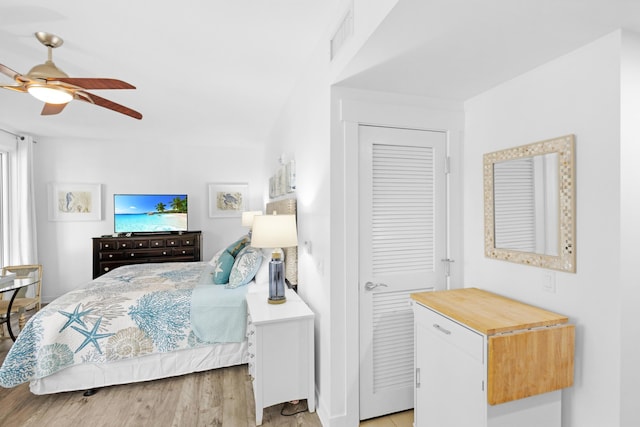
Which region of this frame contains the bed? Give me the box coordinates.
[0,259,258,394]
[0,198,297,395]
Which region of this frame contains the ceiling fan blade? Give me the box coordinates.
[76,91,142,120]
[52,77,136,90]
[0,63,22,81]
[41,103,67,116]
[0,84,27,93]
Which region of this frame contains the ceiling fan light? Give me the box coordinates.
[27,85,73,104]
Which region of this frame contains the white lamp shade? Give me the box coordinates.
[251,214,298,248]
[242,211,263,227]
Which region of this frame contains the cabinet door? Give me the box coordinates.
[415,310,485,427]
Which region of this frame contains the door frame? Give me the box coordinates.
[334,91,465,427]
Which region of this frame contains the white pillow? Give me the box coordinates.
[227,247,263,288]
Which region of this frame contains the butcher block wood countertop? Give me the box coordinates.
[411,287,575,405]
[410,287,568,335]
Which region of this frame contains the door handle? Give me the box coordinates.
[364,281,388,291]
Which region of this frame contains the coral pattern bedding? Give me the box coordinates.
[0,261,247,389]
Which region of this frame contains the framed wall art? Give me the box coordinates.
[208,182,249,218]
[48,182,102,221]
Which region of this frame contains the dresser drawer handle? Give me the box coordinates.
[433,323,451,335]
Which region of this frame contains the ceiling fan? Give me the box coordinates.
[0,32,142,120]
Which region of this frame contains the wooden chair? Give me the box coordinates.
[0,264,42,336]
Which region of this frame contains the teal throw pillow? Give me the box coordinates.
[212,250,235,284]
[227,247,263,288]
[226,235,250,257]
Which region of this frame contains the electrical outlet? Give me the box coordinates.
[542,272,556,293]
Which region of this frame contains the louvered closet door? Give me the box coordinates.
[358,125,447,420]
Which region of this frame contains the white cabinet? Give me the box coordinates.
[246,288,315,426]
[415,302,485,426]
[412,288,574,427]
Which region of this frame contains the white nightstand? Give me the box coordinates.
[246,287,315,426]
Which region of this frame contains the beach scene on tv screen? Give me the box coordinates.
[114,194,188,232]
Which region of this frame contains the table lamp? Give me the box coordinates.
[250,213,298,304]
[241,210,263,237]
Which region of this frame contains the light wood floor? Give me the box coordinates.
[359,410,413,427]
[0,322,322,427]
[1,313,413,427]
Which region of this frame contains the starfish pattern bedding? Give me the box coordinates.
[0,262,239,388]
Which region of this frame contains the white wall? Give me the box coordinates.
[263,3,403,426]
[33,136,265,301]
[619,30,640,427]
[464,31,624,426]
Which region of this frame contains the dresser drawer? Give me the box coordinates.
[99,240,119,251]
[118,241,135,249]
[99,260,146,275]
[415,303,483,362]
[99,251,125,261]
[166,238,180,247]
[172,247,195,257]
[181,237,195,246]
[124,249,172,258]
[149,239,165,248]
[133,240,149,248]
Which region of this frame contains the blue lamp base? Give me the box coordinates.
[268,254,286,304]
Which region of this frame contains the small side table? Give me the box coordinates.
[0,277,38,341]
[246,288,315,426]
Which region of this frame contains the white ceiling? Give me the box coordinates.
[1,0,640,145]
[336,0,640,100]
[0,0,341,144]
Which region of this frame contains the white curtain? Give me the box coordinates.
[9,135,38,265]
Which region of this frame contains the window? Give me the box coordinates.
[0,150,7,268]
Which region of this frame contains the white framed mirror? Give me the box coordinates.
[484,134,576,272]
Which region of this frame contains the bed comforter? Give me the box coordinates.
[0,262,245,389]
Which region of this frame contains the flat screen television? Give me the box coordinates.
[114,194,188,233]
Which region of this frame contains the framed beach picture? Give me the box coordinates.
[48,182,102,221]
[208,183,249,218]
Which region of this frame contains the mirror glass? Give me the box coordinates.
[484,135,575,272]
[493,153,559,256]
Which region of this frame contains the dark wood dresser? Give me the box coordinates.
[92,231,201,279]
